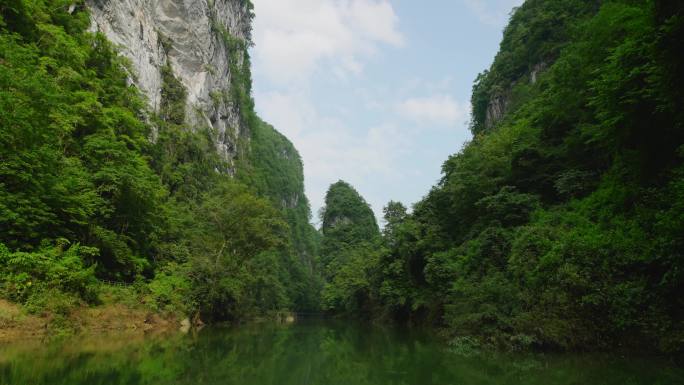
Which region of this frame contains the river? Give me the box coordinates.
[1,318,682,384]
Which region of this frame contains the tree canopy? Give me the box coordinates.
[316,0,684,354]
[0,0,320,323]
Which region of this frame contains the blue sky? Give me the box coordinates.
[250,0,522,225]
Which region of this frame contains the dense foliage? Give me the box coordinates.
[3,0,683,355]
[320,0,684,353]
[239,118,322,311]
[318,181,380,313]
[0,0,318,323]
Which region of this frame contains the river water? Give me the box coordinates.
[1,319,682,384]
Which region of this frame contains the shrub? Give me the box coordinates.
[0,241,99,310]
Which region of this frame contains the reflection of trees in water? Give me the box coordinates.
[1,322,682,385]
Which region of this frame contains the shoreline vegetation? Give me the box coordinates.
[0,297,178,343]
[311,0,684,355]
[1,0,319,345]
[0,294,297,343]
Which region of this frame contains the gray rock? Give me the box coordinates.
[484,93,509,130]
[530,61,548,84]
[86,0,253,164]
[484,61,548,129]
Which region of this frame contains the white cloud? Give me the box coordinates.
[463,0,524,27]
[251,0,408,224]
[348,0,403,46]
[256,89,314,138]
[255,89,411,221]
[251,2,479,224]
[252,0,404,84]
[396,94,469,127]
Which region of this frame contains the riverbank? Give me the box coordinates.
[0,281,299,343]
[0,298,180,342]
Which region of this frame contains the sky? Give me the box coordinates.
[250,0,523,226]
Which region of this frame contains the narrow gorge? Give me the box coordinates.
[1,1,683,383]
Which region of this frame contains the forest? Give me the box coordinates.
[316,0,684,353]
[1,0,683,355]
[0,0,319,328]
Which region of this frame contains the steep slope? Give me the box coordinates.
[403,0,684,351]
[86,0,323,310]
[0,0,320,325]
[320,181,379,252]
[87,0,254,164]
[86,1,320,282]
[319,181,380,313]
[470,0,596,132]
[318,0,684,353]
[241,118,322,310]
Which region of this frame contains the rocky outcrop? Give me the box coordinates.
[483,61,548,129]
[530,61,548,84]
[86,0,253,163]
[484,92,510,130]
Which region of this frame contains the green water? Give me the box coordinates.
[1,319,682,385]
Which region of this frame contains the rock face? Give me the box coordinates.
[530,61,548,84]
[86,0,253,162]
[483,61,548,129]
[484,93,509,130]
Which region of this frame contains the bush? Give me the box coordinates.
[0,241,99,311]
[145,262,193,316]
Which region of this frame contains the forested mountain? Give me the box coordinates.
[320,0,684,353]
[318,181,380,313]
[241,118,322,311]
[0,0,319,324]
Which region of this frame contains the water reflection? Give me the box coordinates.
[1,319,682,385]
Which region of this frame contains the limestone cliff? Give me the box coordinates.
[470,1,595,134]
[86,0,253,163]
[85,1,321,298]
